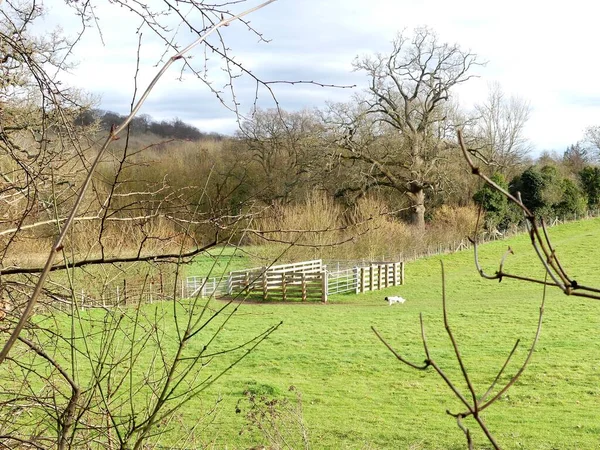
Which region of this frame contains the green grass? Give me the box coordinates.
[10,218,600,449]
[192,218,600,449]
[186,245,255,278]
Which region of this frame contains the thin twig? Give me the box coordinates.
[0,0,278,365]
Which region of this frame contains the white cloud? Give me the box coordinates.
[35,0,600,152]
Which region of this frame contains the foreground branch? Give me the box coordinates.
[373,261,545,449]
[457,129,600,300]
[0,0,278,365]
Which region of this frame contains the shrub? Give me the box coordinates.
[579,166,600,210]
[473,172,510,229]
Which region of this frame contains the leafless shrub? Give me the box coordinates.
[374,126,600,449]
[0,1,305,448]
[238,385,310,450]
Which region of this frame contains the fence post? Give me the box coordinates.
[400,262,405,285]
[321,270,328,303]
[301,273,307,301]
[377,265,382,290]
[227,275,232,296]
[384,264,389,288]
[262,270,268,301]
[360,267,365,293]
[354,267,360,294]
[160,273,164,298]
[369,265,374,292]
[392,263,398,286]
[281,273,287,302]
[360,267,367,293]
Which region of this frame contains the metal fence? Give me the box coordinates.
[326,268,358,295]
[185,275,228,298]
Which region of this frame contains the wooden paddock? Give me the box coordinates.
[228,259,327,302]
[223,259,404,302]
[356,262,404,293]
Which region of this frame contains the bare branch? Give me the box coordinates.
[458,129,600,300]
[0,0,277,366]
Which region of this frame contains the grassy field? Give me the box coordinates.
[16,218,600,449]
[186,245,255,278]
[190,218,600,449]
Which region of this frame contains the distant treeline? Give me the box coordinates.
[75,109,224,141]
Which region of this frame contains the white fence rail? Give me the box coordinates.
[40,210,600,310]
[184,260,404,301]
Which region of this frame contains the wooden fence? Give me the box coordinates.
[356,262,404,293]
[39,260,405,311]
[186,259,405,302]
[22,209,600,312]
[227,259,326,302]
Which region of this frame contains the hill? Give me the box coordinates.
[141,218,600,448]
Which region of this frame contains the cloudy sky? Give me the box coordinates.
[41,0,600,153]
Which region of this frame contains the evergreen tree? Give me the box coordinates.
[579,166,600,210]
[473,173,509,228]
[510,167,547,214]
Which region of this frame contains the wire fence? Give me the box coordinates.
[34,209,600,311]
[327,208,600,267]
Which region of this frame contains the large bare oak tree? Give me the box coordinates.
[331,27,480,227]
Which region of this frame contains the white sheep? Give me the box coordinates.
[384,296,406,306]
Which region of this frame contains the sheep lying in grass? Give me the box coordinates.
[384,296,406,306]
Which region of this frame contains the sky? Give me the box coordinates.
[39,0,600,153]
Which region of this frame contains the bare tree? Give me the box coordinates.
[583,125,600,160]
[331,27,480,227]
[372,126,599,449]
[0,1,309,448]
[469,82,532,178]
[563,142,591,175]
[371,124,600,449]
[235,108,326,205]
[374,262,545,450]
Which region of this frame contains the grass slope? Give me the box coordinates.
[186,246,254,278]
[19,218,600,449]
[193,218,600,449]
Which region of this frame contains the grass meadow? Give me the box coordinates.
[31,218,600,448]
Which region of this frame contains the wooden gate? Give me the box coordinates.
[228,260,327,302]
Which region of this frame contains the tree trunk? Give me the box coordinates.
[410,187,426,228]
